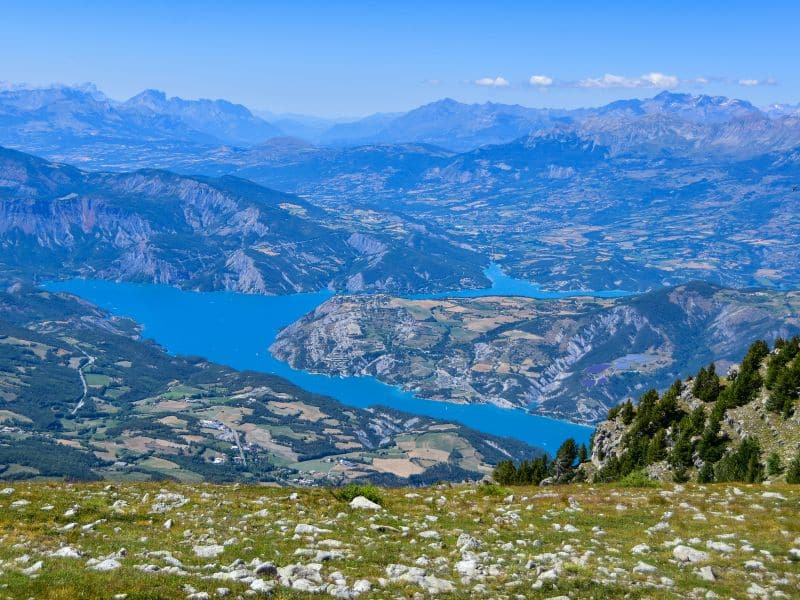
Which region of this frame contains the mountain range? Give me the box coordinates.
[0,145,487,295]
[3,84,800,165]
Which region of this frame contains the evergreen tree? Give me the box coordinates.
[618,400,635,425]
[692,363,721,403]
[715,437,764,483]
[766,337,799,389]
[725,340,768,408]
[697,461,715,483]
[646,429,667,463]
[493,460,517,485]
[766,356,800,417]
[787,448,800,484]
[552,438,578,478]
[767,451,783,476]
[578,443,588,463]
[697,416,726,464]
[669,423,694,469]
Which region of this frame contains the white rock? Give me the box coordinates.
[51,547,83,559]
[633,561,657,574]
[150,492,188,513]
[21,561,43,575]
[457,533,480,551]
[90,558,122,571]
[538,568,559,581]
[295,523,330,535]
[455,559,478,576]
[193,544,225,558]
[250,579,275,593]
[349,496,381,510]
[631,544,650,554]
[761,492,787,501]
[706,540,735,553]
[353,579,371,593]
[697,566,716,581]
[673,545,709,563]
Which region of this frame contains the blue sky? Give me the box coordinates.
[1,0,798,116]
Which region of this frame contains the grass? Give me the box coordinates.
[0,481,798,598]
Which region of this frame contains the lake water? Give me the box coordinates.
[411,263,631,300]
[44,266,627,452]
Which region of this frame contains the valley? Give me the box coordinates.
[2,83,800,480]
[0,285,540,485]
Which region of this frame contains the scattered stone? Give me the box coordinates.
[90,558,122,572]
[673,545,709,563]
[633,561,657,574]
[51,546,83,558]
[349,496,381,510]
[193,545,225,558]
[697,566,716,581]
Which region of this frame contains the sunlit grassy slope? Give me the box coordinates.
[0,481,798,599]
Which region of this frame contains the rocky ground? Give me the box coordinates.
[1,481,799,599]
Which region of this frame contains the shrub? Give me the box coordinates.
[333,483,383,505]
[619,469,659,488]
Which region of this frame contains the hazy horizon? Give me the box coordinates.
[1,0,798,117]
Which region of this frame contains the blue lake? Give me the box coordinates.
[411,263,632,300]
[44,266,628,452]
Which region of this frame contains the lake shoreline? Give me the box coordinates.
[42,265,627,451]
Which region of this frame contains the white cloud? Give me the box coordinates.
[738,78,777,86]
[578,72,680,89]
[474,76,510,88]
[528,75,553,87]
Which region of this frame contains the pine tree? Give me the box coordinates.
[697,462,715,483]
[646,429,667,463]
[578,443,588,463]
[715,437,764,483]
[493,460,517,485]
[669,425,694,469]
[787,449,800,484]
[692,364,721,403]
[766,337,799,389]
[552,438,578,478]
[619,400,635,425]
[767,451,783,476]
